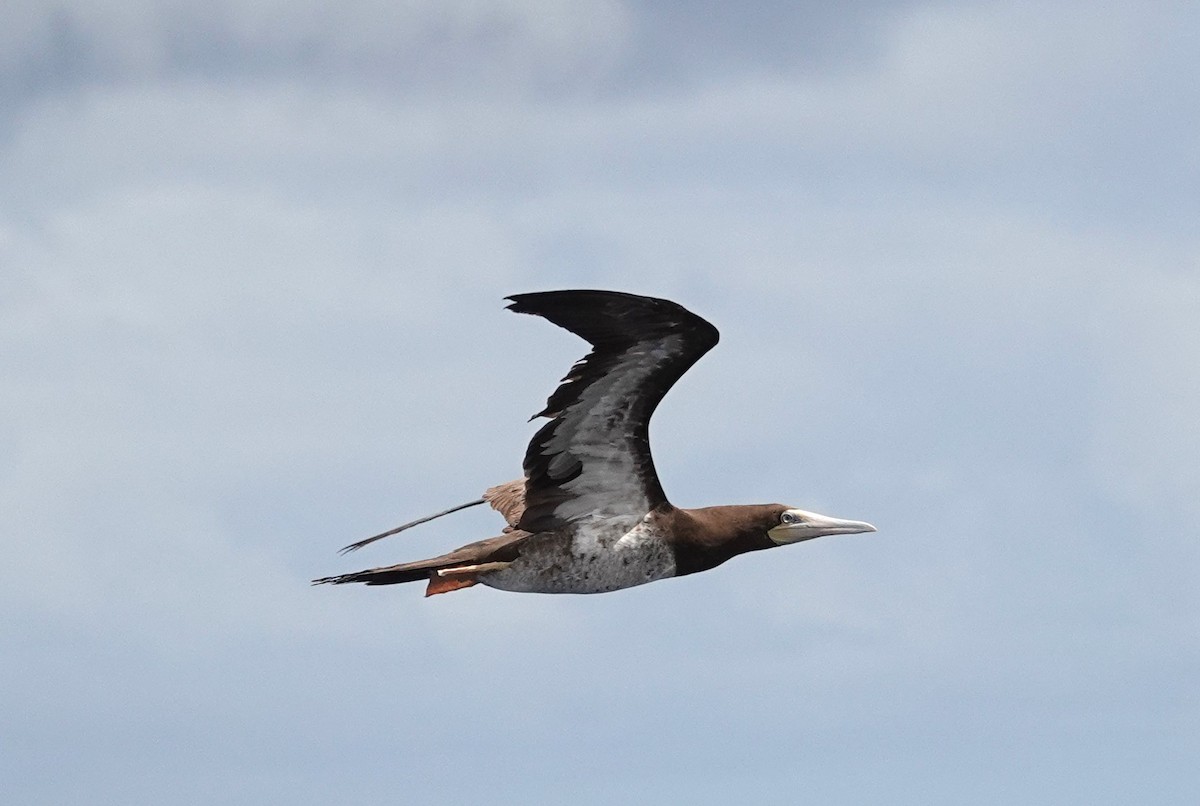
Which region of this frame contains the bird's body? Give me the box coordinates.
[482,515,675,594]
[314,290,875,597]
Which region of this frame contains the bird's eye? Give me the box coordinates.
[781,512,799,525]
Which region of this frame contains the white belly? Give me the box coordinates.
[479,520,676,594]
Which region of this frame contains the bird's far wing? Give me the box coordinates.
[336,478,525,555]
[506,290,720,535]
[483,478,526,529]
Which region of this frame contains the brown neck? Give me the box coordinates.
[664,504,782,577]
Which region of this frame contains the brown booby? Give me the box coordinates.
[313,290,875,597]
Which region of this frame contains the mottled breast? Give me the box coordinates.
[479,519,676,594]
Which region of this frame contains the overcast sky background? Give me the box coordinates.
[2,1,1198,803]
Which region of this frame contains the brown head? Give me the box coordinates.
[665,503,876,577]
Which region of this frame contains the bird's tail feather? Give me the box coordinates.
[313,532,529,594]
[312,559,481,597]
[312,559,445,587]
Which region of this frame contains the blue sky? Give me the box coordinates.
[2,1,1197,803]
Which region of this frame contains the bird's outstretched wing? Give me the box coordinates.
[507,290,719,535]
[483,478,526,529]
[336,478,525,554]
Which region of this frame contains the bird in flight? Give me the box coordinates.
[313,290,875,597]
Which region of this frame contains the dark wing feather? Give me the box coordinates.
[506,290,719,534]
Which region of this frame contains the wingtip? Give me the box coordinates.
[504,292,540,314]
[503,290,719,350]
[504,290,610,313]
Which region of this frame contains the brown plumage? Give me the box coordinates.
[482,479,525,530]
[314,290,875,597]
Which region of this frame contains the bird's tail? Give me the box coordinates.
[314,532,527,596]
[312,560,445,587]
[313,558,487,597]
